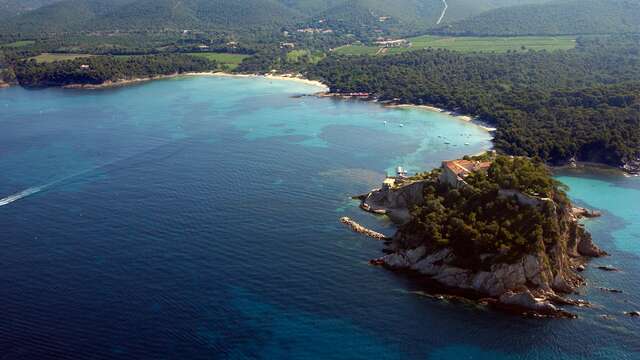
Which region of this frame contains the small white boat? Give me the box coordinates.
[399,124,404,127]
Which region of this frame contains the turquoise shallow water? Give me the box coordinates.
[0,77,638,359]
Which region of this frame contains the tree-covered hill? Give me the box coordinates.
[0,0,304,36]
[435,0,640,36]
[0,0,62,17]
[442,0,551,23]
[0,0,567,40]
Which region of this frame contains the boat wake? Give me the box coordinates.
[0,138,191,208]
[0,186,45,206]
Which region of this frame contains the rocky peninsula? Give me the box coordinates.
[352,154,607,318]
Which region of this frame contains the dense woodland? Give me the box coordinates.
[406,156,569,267]
[436,0,640,36]
[13,54,217,87]
[308,36,640,168]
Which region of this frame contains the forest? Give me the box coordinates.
[13,54,217,87]
[308,35,640,168]
[435,0,640,36]
[406,155,569,268]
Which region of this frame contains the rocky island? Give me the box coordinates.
[350,154,607,318]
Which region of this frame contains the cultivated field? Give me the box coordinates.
[333,35,576,55]
[30,53,94,63]
[0,40,36,48]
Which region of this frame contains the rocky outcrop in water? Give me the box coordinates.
[340,217,389,240]
[353,156,608,318]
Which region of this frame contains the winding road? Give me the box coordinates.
[436,0,448,25]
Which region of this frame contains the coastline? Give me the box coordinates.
[60,71,330,91]
[315,93,496,133]
[199,72,329,90]
[383,104,497,132]
[552,161,638,177]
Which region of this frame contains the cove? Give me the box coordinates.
[0,77,638,359]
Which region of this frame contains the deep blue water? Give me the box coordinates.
[0,77,638,359]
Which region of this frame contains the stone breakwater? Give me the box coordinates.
[340,217,390,240]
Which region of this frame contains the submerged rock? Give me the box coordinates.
[599,287,623,293]
[597,265,620,272]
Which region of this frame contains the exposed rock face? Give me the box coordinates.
[499,290,558,314]
[359,180,425,224]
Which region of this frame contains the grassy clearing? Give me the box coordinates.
[30,53,94,63]
[187,52,248,70]
[285,49,325,64]
[333,35,576,55]
[0,40,36,48]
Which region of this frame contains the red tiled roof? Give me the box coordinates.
[443,160,492,177]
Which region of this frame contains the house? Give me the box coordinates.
[382,166,409,189]
[439,159,492,188]
[374,39,411,48]
[396,166,407,178]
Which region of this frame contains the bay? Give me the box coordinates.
[0,77,637,359]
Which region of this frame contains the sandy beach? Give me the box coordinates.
[61,71,330,91]
[183,71,329,90]
[385,103,497,132]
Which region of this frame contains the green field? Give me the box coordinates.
[333,35,577,55]
[30,53,94,63]
[0,40,36,48]
[285,49,325,64]
[187,52,248,70]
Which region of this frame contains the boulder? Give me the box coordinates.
[499,290,558,313]
[578,232,607,257]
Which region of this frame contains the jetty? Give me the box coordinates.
[340,217,390,240]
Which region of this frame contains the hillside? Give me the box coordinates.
[442,0,551,23]
[0,0,62,17]
[294,0,553,37]
[435,0,640,36]
[0,0,567,39]
[0,0,302,37]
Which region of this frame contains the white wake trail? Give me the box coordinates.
[0,186,44,206]
[0,139,188,208]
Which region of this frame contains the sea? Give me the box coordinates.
[0,76,638,359]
